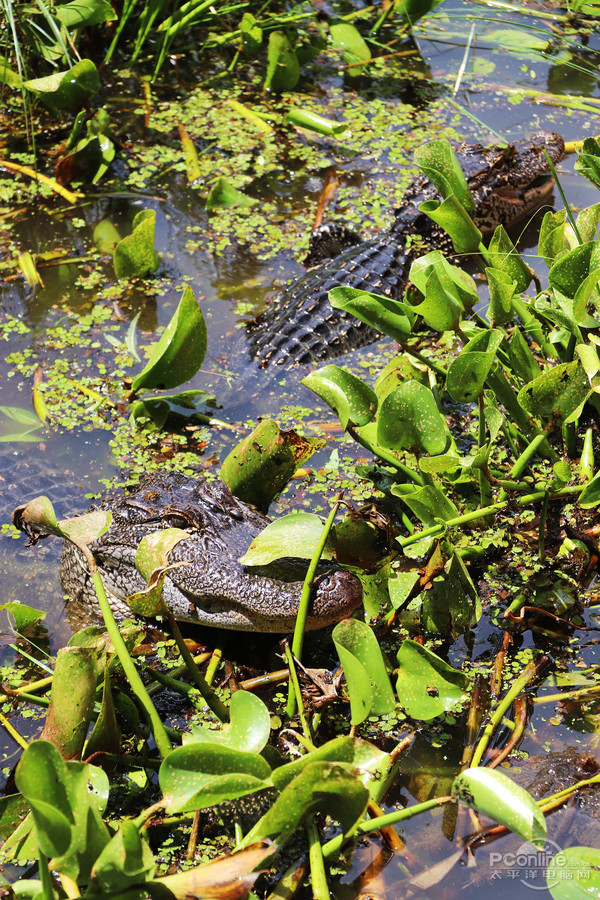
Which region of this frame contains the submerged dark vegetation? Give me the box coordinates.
[2,0,600,898]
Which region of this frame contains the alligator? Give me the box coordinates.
[248,131,565,368]
[57,472,362,632]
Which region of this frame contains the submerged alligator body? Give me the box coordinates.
[59,473,362,632]
[248,132,565,368]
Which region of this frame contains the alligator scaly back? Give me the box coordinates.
[247,132,564,369]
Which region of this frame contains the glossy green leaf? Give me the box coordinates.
[284,108,347,136]
[56,0,116,28]
[508,327,541,384]
[302,364,377,430]
[534,292,585,343]
[114,209,159,279]
[548,242,600,299]
[239,512,335,566]
[90,819,155,893]
[446,329,505,402]
[15,742,110,879]
[160,744,273,812]
[374,355,426,402]
[396,639,470,721]
[242,761,368,847]
[414,139,474,211]
[186,691,271,754]
[410,259,469,332]
[220,419,322,511]
[329,286,414,344]
[132,287,206,391]
[487,225,533,292]
[452,767,546,848]
[12,496,111,549]
[23,59,99,111]
[265,31,300,91]
[378,381,449,455]
[93,219,121,254]
[329,22,371,67]
[240,12,262,53]
[333,619,395,723]
[396,0,444,25]
[538,209,571,267]
[419,195,482,255]
[391,482,458,527]
[547,846,600,898]
[0,601,46,630]
[41,647,96,760]
[518,360,591,427]
[271,735,392,802]
[85,667,121,758]
[421,552,481,635]
[579,469,600,508]
[206,177,255,210]
[409,251,475,301]
[486,268,516,326]
[574,137,600,190]
[576,202,600,243]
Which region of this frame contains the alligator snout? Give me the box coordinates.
[309,569,363,630]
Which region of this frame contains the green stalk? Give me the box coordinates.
[306,816,330,900]
[37,849,54,900]
[347,426,425,485]
[287,494,344,718]
[321,796,452,859]
[90,568,172,758]
[471,658,542,767]
[162,607,229,722]
[398,502,506,549]
[284,643,313,742]
[538,492,549,562]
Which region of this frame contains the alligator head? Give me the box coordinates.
[400,130,565,236]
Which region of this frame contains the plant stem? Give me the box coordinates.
[398,501,506,549]
[89,568,172,758]
[347,426,425,484]
[471,657,545,766]
[162,607,229,722]
[321,796,452,859]
[306,815,330,900]
[287,493,344,717]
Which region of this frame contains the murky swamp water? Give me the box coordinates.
[1,1,600,895]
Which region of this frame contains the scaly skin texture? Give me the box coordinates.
[248,132,565,368]
[59,473,362,632]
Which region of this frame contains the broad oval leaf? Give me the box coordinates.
[220,419,322,512]
[547,846,600,898]
[419,195,482,255]
[548,242,600,299]
[241,761,368,848]
[265,31,300,91]
[239,512,335,566]
[132,286,207,391]
[446,329,505,403]
[159,744,273,812]
[377,381,450,455]
[333,618,395,723]
[396,639,470,721]
[206,177,255,210]
[23,59,99,111]
[302,364,377,430]
[329,287,414,344]
[329,22,371,67]
[518,360,591,427]
[114,209,159,280]
[414,139,474,211]
[185,691,271,754]
[452,767,546,849]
